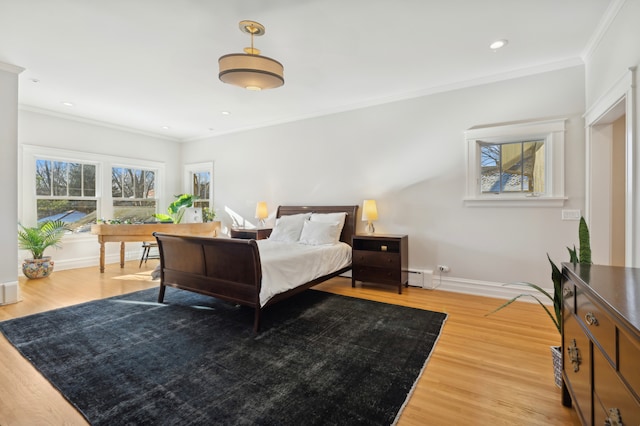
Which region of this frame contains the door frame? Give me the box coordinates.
[584,67,637,266]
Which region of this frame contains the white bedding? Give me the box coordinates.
[256,239,352,306]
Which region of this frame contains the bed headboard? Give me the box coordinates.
[276,205,359,246]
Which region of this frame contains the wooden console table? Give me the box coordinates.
[91,222,220,272]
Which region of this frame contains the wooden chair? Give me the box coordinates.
[139,242,159,267]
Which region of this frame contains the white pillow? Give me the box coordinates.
[310,212,347,242]
[268,213,311,242]
[299,220,341,246]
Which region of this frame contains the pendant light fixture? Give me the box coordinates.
[218,20,284,91]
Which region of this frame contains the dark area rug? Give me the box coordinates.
[0,288,447,425]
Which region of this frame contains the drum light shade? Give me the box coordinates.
[218,21,284,91]
[219,54,284,90]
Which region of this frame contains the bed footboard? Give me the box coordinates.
[153,232,263,330]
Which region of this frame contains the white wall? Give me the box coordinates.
[585,0,640,108]
[18,110,183,270]
[0,62,22,302]
[183,66,587,295]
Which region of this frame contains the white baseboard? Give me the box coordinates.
[18,249,148,275]
[429,275,552,305]
[0,281,19,305]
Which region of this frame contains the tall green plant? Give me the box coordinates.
[486,217,592,335]
[153,194,196,223]
[17,220,68,259]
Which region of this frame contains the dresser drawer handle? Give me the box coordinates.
[567,339,581,372]
[585,312,599,326]
[604,407,623,426]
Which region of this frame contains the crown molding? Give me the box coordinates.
[18,105,180,142]
[0,62,25,74]
[581,0,626,62]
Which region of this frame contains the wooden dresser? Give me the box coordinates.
[561,263,640,425]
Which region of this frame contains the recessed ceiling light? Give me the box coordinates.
[61,101,74,107]
[161,126,171,130]
[221,111,230,115]
[490,39,508,50]
[30,78,40,83]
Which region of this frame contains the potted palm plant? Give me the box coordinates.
[486,217,591,387]
[18,220,68,279]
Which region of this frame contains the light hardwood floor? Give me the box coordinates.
[0,261,579,425]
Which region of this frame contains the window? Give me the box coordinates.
[480,140,544,194]
[35,159,98,233]
[191,171,211,209]
[184,162,214,214]
[23,145,166,233]
[465,119,567,206]
[111,166,157,222]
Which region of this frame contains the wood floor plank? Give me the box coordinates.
[0,261,579,425]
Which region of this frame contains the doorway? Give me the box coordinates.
[585,68,636,267]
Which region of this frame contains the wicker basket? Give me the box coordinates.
[550,345,562,388]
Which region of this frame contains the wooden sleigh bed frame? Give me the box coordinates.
[153,205,358,332]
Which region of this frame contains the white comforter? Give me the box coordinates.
[256,239,352,306]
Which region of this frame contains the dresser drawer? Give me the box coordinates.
[352,266,400,284]
[562,279,576,314]
[593,349,640,426]
[619,328,640,396]
[352,250,399,269]
[576,288,616,362]
[563,311,592,420]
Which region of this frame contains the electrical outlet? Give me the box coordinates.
[437,265,450,273]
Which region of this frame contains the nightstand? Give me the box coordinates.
[230,228,272,240]
[351,234,408,294]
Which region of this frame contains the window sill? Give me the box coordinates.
[463,196,567,207]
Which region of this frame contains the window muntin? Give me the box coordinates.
[480,140,545,194]
[35,159,97,233]
[111,167,157,222]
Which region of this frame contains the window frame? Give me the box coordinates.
[464,119,567,207]
[21,145,165,237]
[184,161,214,208]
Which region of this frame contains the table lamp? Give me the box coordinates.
[255,201,268,227]
[362,200,378,235]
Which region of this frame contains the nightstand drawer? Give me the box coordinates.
[353,266,400,284]
[352,250,399,269]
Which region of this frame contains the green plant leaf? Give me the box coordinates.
[152,213,174,223]
[578,216,592,264]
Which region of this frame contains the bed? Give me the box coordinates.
[153,205,358,331]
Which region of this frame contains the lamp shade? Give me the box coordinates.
[218,54,284,90]
[255,201,268,220]
[361,200,378,221]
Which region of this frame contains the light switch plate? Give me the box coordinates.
[561,209,581,220]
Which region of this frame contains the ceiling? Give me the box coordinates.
[0,0,614,142]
